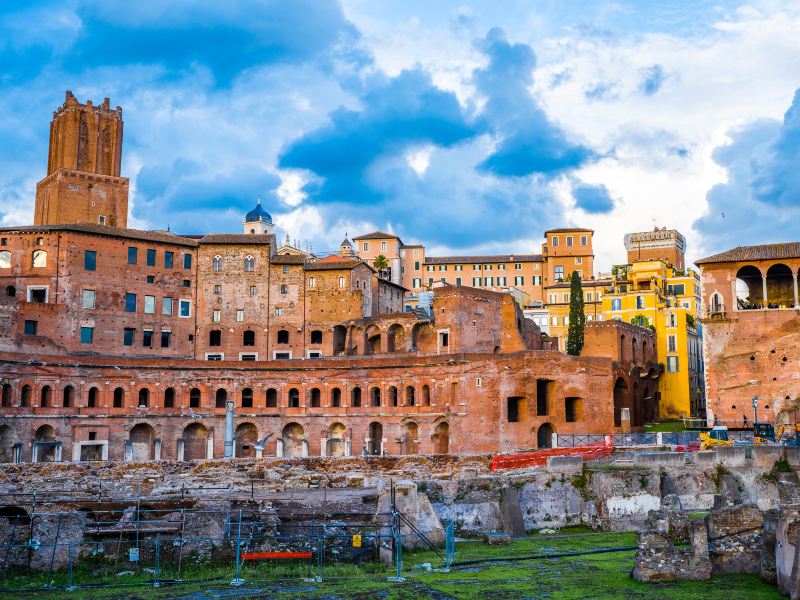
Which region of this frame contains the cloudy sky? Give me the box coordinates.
[1,1,799,270]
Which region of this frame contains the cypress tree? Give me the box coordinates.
[566,271,586,356]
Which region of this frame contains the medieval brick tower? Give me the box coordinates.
[33,91,129,227]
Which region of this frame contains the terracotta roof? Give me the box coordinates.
[352,231,400,240]
[198,234,273,245]
[305,260,370,271]
[544,227,594,234]
[0,223,199,247]
[316,254,352,263]
[425,254,543,265]
[695,243,800,265]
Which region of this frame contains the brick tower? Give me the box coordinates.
[34,91,129,227]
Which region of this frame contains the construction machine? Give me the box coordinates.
[752,422,800,445]
[699,425,733,450]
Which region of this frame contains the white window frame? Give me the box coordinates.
[273,350,293,360]
[205,353,224,361]
[0,250,10,269]
[381,241,387,252]
[306,350,323,358]
[82,289,96,309]
[212,309,221,323]
[236,309,244,322]
[144,295,156,314]
[26,285,49,303]
[178,299,192,318]
[162,297,173,315]
[239,352,258,361]
[362,242,369,252]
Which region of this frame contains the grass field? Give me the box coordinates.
[0,529,781,599]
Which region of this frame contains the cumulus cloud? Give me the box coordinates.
[573,182,614,213]
[694,88,800,254]
[475,28,596,177]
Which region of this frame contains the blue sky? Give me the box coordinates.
[1,1,799,270]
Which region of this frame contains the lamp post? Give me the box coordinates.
[752,395,758,428]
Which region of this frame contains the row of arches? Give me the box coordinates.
[0,382,435,410]
[0,420,452,463]
[734,264,800,309]
[333,321,423,356]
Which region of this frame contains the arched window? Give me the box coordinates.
[62,385,74,408]
[351,387,362,407]
[215,388,227,408]
[190,388,201,408]
[87,386,99,408]
[1,383,11,407]
[40,385,52,407]
[277,330,289,344]
[0,250,10,269]
[338,277,345,288]
[310,388,321,407]
[371,387,381,407]
[288,388,300,408]
[308,276,316,288]
[280,284,288,295]
[32,250,47,268]
[331,387,341,407]
[422,385,431,406]
[20,384,31,407]
[405,386,415,406]
[113,387,124,408]
[636,296,645,309]
[138,388,149,407]
[5,285,14,297]
[164,387,175,408]
[310,330,323,344]
[266,388,278,407]
[243,330,255,346]
[389,386,398,407]
[241,388,253,408]
[244,255,255,272]
[212,255,223,271]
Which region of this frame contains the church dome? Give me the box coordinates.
[245,199,272,224]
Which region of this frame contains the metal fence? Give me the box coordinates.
[555,430,754,448]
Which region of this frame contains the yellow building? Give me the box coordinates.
[600,260,704,419]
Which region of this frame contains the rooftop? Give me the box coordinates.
[198,233,274,245]
[544,227,594,235]
[425,253,543,264]
[0,223,199,247]
[352,231,400,241]
[695,242,800,265]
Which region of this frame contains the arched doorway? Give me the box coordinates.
[332,325,347,355]
[327,423,347,457]
[411,323,421,351]
[235,423,258,458]
[0,425,16,463]
[129,424,156,461]
[766,264,794,307]
[403,422,419,454]
[433,422,449,454]
[535,423,553,449]
[387,324,405,353]
[182,423,208,461]
[613,377,628,428]
[34,425,56,462]
[368,422,383,455]
[736,265,764,308]
[365,326,381,355]
[282,423,305,457]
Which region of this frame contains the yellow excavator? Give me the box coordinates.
[753,422,800,446]
[699,426,734,450]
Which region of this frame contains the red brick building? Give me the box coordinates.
[0,91,659,463]
[697,242,800,428]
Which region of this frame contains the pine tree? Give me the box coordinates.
[566,271,586,356]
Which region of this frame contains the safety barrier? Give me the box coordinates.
[490,441,613,471]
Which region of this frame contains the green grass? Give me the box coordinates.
[0,530,781,599]
[644,421,688,433]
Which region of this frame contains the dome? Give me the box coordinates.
[244,199,272,224]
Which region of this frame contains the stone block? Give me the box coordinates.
[785,446,800,467]
[483,531,511,545]
[715,446,748,467]
[633,452,686,468]
[693,451,718,466]
[690,519,709,558]
[545,455,583,473]
[752,445,784,468]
